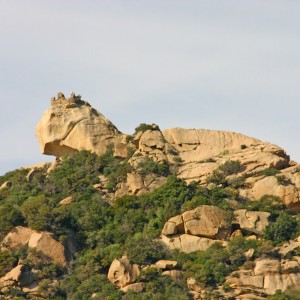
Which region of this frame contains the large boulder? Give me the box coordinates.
[162,215,184,236]
[0,264,39,290]
[120,282,145,293]
[264,273,300,294]
[251,176,299,208]
[233,210,270,235]
[182,205,232,239]
[155,260,178,270]
[1,226,70,266]
[107,255,140,288]
[2,226,33,249]
[161,205,231,253]
[162,205,231,240]
[28,232,67,266]
[161,234,223,253]
[35,92,128,158]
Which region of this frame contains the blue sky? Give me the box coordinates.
[1,1,300,175]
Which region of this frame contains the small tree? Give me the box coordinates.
[264,212,297,245]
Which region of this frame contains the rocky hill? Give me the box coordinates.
[1,93,300,299]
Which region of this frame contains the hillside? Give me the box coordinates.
[1,93,300,299]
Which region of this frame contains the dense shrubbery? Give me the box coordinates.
[218,160,245,176]
[264,212,299,245]
[137,157,170,177]
[1,149,300,298]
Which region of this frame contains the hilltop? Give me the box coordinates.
[1,93,300,299]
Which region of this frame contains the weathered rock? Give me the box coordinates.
[230,229,244,239]
[36,92,128,158]
[22,281,40,297]
[120,282,145,293]
[162,128,260,163]
[162,270,183,283]
[26,169,41,182]
[155,260,178,270]
[227,273,264,289]
[162,205,231,241]
[182,205,232,239]
[2,226,69,266]
[233,210,270,235]
[2,226,33,249]
[281,259,300,273]
[59,196,75,205]
[0,264,39,289]
[28,232,67,266]
[278,236,300,256]
[127,172,144,194]
[251,176,299,208]
[254,258,280,275]
[0,181,12,190]
[264,273,300,294]
[162,215,184,236]
[139,130,165,152]
[244,248,255,259]
[187,277,205,292]
[107,255,140,288]
[235,294,265,300]
[161,234,223,253]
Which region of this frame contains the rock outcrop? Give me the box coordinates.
[161,205,231,253]
[226,256,300,295]
[1,226,71,266]
[35,93,300,208]
[233,210,270,235]
[0,181,12,190]
[0,264,40,295]
[36,92,129,158]
[107,255,140,288]
[161,206,274,253]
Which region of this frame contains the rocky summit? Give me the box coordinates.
[1,93,300,299]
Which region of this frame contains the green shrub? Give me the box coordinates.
[228,176,245,188]
[134,123,158,134]
[245,194,286,216]
[199,158,216,163]
[218,160,245,176]
[125,234,168,265]
[0,203,24,239]
[259,168,279,177]
[0,251,18,277]
[264,212,298,245]
[228,237,257,267]
[21,195,54,231]
[183,243,232,287]
[137,157,170,177]
[181,186,234,212]
[206,170,227,186]
[267,289,300,299]
[276,175,291,186]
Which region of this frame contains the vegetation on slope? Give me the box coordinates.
[1,150,300,299]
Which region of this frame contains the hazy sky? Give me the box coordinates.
[1,1,300,175]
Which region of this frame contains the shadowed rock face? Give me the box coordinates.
[35,92,128,158]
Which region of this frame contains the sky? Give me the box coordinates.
[1,0,300,175]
